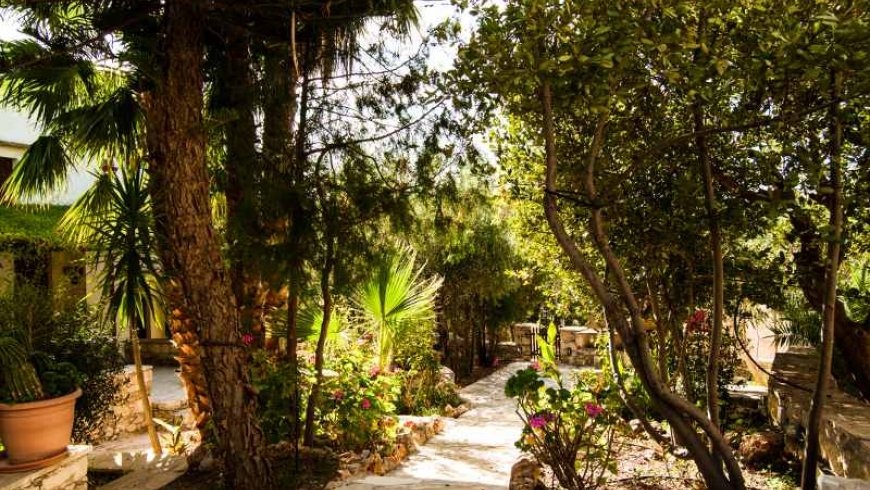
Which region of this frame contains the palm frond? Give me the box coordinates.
[74,163,165,334]
[58,170,115,244]
[54,84,143,158]
[0,39,98,126]
[767,291,821,348]
[0,134,74,203]
[355,247,441,368]
[297,303,344,344]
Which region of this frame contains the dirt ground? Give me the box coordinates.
[562,435,799,490]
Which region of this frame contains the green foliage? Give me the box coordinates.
[767,293,823,348]
[842,257,870,324]
[50,309,124,443]
[0,205,68,245]
[297,304,345,347]
[506,364,624,489]
[60,165,165,336]
[249,351,304,444]
[319,349,402,452]
[354,248,442,369]
[394,347,461,415]
[682,311,743,415]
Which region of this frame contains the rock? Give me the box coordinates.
[738,430,784,468]
[439,366,456,384]
[369,454,385,475]
[337,469,353,481]
[818,475,870,490]
[509,456,542,490]
[396,444,408,461]
[628,419,643,434]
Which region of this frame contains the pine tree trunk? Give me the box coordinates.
[801,70,844,490]
[143,1,272,486]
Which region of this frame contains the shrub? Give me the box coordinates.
[50,308,124,443]
[506,325,623,490]
[319,349,401,452]
[394,347,461,415]
[0,286,123,442]
[250,350,305,444]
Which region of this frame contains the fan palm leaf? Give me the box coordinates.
[355,248,441,369]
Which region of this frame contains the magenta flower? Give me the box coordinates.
[585,403,604,418]
[242,334,254,345]
[332,389,345,401]
[361,398,372,410]
[530,360,541,371]
[529,414,548,429]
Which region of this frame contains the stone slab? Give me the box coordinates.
[770,348,870,479]
[0,445,90,490]
[819,474,870,490]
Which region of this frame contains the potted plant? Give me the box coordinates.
[0,336,82,471]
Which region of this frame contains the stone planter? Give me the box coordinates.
[0,388,81,471]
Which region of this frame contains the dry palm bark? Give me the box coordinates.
[143,1,272,486]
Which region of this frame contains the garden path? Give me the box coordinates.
[340,361,527,489]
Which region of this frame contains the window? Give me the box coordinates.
[0,157,13,187]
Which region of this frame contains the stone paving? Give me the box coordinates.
[339,362,528,489]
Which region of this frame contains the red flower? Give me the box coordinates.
[361,399,372,410]
[332,390,345,401]
[242,334,254,345]
[585,403,604,418]
[530,360,541,371]
[369,365,381,378]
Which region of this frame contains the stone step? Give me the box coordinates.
[0,446,90,490]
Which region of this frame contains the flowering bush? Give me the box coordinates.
[319,349,401,452]
[507,343,624,489]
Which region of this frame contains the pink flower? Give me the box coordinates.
[529,413,548,429]
[361,399,372,410]
[530,360,541,371]
[332,389,345,401]
[369,365,381,378]
[242,334,254,345]
[585,403,604,418]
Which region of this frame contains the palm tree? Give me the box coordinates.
[355,248,442,370]
[60,164,162,455]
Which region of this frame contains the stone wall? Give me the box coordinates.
[769,348,870,479]
[0,446,90,490]
[87,365,153,443]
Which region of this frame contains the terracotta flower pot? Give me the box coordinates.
[0,388,81,467]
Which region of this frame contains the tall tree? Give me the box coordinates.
[142,1,272,486]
